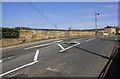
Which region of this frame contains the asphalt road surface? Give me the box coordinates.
[0,36,118,77]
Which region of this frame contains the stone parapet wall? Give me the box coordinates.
[19,29,95,42]
[1,28,95,47]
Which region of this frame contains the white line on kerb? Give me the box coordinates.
[59,42,80,52]
[34,50,39,61]
[0,50,40,77]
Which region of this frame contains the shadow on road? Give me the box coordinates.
[64,43,110,60]
[103,48,120,79]
[97,40,120,79]
[64,42,120,79]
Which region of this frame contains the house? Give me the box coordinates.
[116,26,120,34]
[104,26,117,35]
[97,29,104,35]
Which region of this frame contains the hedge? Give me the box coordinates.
[1,27,19,38]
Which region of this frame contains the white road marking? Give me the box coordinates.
[25,40,63,50]
[46,67,59,72]
[0,60,2,63]
[41,44,56,50]
[0,61,38,77]
[53,40,63,44]
[0,50,40,77]
[115,39,118,41]
[79,41,86,42]
[34,50,39,61]
[86,39,91,41]
[86,38,95,42]
[46,63,66,72]
[0,56,15,63]
[59,37,95,52]
[90,38,96,41]
[58,44,65,50]
[24,43,53,50]
[77,37,95,42]
[59,42,80,52]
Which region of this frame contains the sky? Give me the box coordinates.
[1,0,120,2]
[2,2,118,30]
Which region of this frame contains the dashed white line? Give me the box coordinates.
[53,40,63,44]
[24,43,53,50]
[0,56,16,63]
[40,44,56,50]
[86,38,96,42]
[77,37,96,42]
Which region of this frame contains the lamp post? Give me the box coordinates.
[95,12,99,35]
[54,24,57,30]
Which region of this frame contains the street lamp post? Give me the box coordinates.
[95,12,99,35]
[54,24,57,30]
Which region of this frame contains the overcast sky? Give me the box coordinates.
[2,2,118,30]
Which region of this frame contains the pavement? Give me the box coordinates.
[0,35,118,78]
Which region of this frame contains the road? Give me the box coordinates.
[0,36,118,77]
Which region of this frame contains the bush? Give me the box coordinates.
[1,27,19,38]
